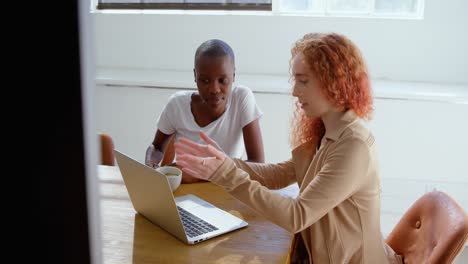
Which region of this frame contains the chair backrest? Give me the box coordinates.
[386,191,468,264]
[99,133,115,166]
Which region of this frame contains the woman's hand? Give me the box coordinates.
[145,144,161,168]
[199,131,224,153]
[174,132,226,181]
[169,162,206,183]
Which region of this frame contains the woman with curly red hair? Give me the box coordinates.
[175,33,403,263]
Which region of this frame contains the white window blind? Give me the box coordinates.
[280,0,423,17]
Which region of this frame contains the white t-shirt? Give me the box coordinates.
[157,85,263,159]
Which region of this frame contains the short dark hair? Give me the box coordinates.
[194,39,235,67]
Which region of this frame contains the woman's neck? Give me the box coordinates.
[191,94,226,126]
[201,102,226,119]
[321,109,343,134]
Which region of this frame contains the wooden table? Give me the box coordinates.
[98,165,293,263]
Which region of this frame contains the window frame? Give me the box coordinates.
[94,0,424,19]
[97,0,272,11]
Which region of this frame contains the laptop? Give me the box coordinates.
[114,149,248,244]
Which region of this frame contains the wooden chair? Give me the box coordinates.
[386,191,468,263]
[99,133,115,166]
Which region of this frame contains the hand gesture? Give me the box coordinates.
[174,132,226,181]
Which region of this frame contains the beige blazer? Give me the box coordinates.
[208,111,402,264]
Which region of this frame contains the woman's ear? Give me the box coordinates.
[193,68,197,83]
[233,69,236,83]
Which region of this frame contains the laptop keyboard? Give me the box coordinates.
[177,206,219,238]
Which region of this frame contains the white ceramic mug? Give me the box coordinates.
[156,166,182,192]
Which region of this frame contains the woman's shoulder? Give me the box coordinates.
[291,141,316,155]
[231,85,253,98]
[338,122,375,149]
[167,90,193,105]
[230,85,256,108]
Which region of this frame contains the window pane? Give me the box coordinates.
[328,0,369,12]
[375,0,418,13]
[280,0,310,11]
[280,0,322,12]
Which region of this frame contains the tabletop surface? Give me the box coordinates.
[98,165,296,264]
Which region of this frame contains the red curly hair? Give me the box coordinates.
[290,33,373,148]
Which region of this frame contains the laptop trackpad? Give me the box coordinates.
[175,194,245,229]
[176,195,215,209]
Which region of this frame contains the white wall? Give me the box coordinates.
[94,0,468,85]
